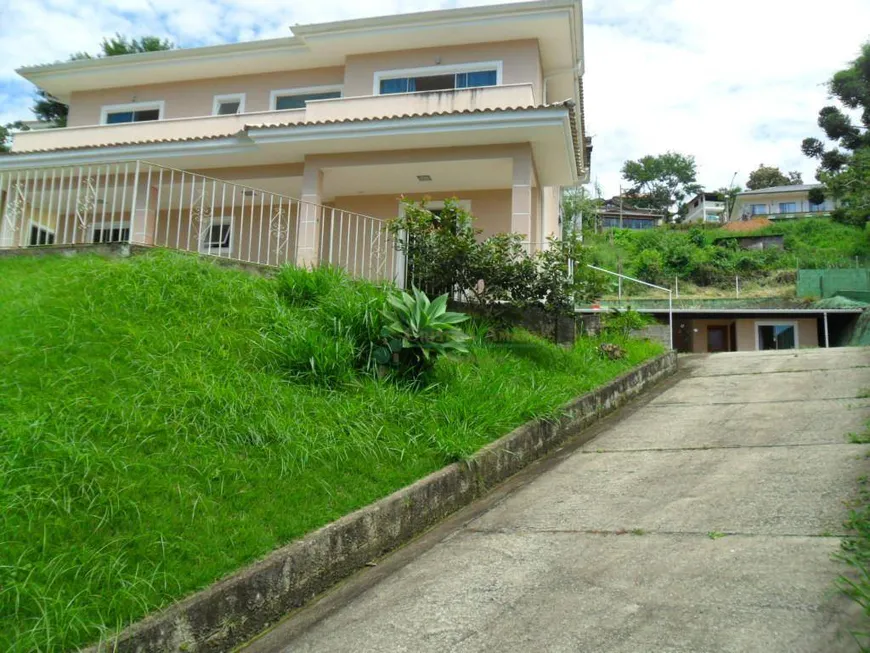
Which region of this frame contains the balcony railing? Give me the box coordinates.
[11,84,536,154]
[0,161,400,284]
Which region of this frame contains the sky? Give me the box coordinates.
[0,0,868,198]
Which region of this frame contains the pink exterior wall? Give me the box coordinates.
[67,67,345,127]
[65,40,543,127]
[333,189,512,239]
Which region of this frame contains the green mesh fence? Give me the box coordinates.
[797,269,870,299]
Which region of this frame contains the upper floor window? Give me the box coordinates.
[375,61,502,95]
[100,101,164,125]
[271,86,342,111]
[213,94,245,116]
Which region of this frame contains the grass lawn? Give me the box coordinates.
[0,251,661,651]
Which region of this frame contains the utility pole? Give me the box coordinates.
[619,185,624,229]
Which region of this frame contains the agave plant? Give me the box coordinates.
[374,287,470,377]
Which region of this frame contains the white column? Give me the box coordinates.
[511,150,533,249]
[297,162,323,268]
[129,163,158,245]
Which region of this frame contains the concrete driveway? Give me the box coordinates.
[246,348,870,653]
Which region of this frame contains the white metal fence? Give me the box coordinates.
[0,161,400,284]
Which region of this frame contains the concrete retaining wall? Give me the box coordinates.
[84,351,677,653]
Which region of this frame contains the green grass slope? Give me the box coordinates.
[0,251,661,651]
[585,217,870,291]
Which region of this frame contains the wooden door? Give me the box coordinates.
[707,326,728,353]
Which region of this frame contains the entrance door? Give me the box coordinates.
[707,326,728,353]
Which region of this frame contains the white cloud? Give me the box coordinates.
[0,0,868,196]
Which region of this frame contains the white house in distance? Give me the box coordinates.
[731,184,835,221]
[683,192,726,224]
[0,0,589,285]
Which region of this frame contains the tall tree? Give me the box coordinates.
[30,34,174,128]
[802,41,870,226]
[620,151,702,221]
[745,164,802,190]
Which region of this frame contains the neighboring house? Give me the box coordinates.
[0,1,589,286]
[683,192,726,224]
[597,197,663,230]
[731,184,835,221]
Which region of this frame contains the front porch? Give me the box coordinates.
[0,144,559,283]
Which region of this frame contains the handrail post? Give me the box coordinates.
[128,161,141,245]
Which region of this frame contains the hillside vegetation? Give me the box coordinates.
[0,251,660,652]
[585,218,869,291]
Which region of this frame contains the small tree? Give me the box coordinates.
[745,164,802,190]
[621,152,703,221]
[561,183,603,237]
[715,185,743,219]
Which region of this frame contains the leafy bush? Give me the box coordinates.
[633,249,666,286]
[374,288,470,377]
[390,198,607,338]
[601,307,653,338]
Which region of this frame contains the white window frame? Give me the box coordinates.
[270,85,343,111]
[373,60,504,95]
[755,320,799,351]
[212,93,246,116]
[91,220,131,244]
[100,101,165,126]
[28,220,56,245]
[199,216,234,255]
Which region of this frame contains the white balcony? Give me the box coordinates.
[11,84,536,154]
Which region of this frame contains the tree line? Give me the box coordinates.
[566,38,870,230]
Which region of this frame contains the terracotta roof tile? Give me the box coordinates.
[7,131,242,155]
[7,103,583,177]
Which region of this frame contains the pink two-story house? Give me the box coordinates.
[0,0,589,283]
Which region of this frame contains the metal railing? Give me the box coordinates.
[0,161,399,284]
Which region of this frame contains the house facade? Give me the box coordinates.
[597,197,662,230]
[731,184,835,221]
[0,0,588,284]
[683,192,726,224]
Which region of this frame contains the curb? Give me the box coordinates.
[86,350,678,653]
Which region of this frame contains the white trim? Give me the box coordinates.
[199,215,234,255]
[755,320,800,351]
[1,110,576,182]
[100,101,165,125]
[373,60,503,95]
[212,93,246,116]
[91,220,131,243]
[269,85,343,111]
